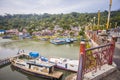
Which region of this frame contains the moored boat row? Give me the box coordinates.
[49,57,79,72]
[50,38,77,45]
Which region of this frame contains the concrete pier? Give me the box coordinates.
[65,63,117,80]
[0,54,24,67]
[0,58,11,67]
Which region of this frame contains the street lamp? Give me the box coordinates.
[93,17,96,25]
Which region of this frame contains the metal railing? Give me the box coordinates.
[77,33,116,80]
[84,43,114,73]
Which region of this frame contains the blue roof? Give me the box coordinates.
[0,30,5,32]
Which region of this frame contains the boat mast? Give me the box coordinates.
[106,0,112,29]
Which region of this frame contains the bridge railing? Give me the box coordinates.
[84,43,115,73]
[77,37,115,80]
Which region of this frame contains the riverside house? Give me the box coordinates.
[6,29,19,35]
[0,30,5,34]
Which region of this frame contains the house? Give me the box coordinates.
[6,29,19,35]
[22,28,27,34]
[32,31,41,36]
[70,26,80,31]
[54,25,63,31]
[0,30,5,34]
[19,29,31,39]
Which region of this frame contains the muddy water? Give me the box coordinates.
[0,39,79,80]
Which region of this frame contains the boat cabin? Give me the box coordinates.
[27,61,55,74]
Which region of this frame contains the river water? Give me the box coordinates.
[0,38,80,80]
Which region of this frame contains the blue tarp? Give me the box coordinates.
[41,56,48,62]
[29,52,39,58]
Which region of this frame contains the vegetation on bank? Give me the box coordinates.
[0,10,120,31]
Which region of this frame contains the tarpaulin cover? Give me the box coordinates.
[41,56,48,62]
[29,52,39,58]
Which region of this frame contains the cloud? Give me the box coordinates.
[40,0,61,6]
[0,0,120,15]
[34,0,104,14]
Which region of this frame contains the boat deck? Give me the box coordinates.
[13,63,63,79]
[48,71,63,79]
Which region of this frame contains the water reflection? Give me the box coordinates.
[0,64,73,80]
[10,65,48,80]
[0,65,48,80]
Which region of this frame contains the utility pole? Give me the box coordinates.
[91,19,93,30]
[97,10,100,30]
[106,0,112,29]
[93,17,96,26]
[115,22,117,28]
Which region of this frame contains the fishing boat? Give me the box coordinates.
[50,38,67,45]
[11,59,63,79]
[49,57,79,72]
[50,38,74,45]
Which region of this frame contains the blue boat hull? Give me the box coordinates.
[50,40,67,45]
[50,38,75,45]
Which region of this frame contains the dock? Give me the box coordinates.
[0,54,24,67]
[0,58,11,67]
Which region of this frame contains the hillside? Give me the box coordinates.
[0,10,120,31]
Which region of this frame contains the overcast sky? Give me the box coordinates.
[0,0,120,15]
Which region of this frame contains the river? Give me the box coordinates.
[0,38,80,80]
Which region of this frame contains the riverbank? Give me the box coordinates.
[0,37,13,43]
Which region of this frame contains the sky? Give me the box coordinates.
[0,0,120,15]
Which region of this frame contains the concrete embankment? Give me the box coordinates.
[0,38,12,43]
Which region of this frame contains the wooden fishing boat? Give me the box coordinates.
[49,57,79,72]
[11,59,63,79]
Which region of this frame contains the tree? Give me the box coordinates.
[0,10,120,31]
[79,27,85,37]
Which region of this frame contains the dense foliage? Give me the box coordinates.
[0,10,120,31]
